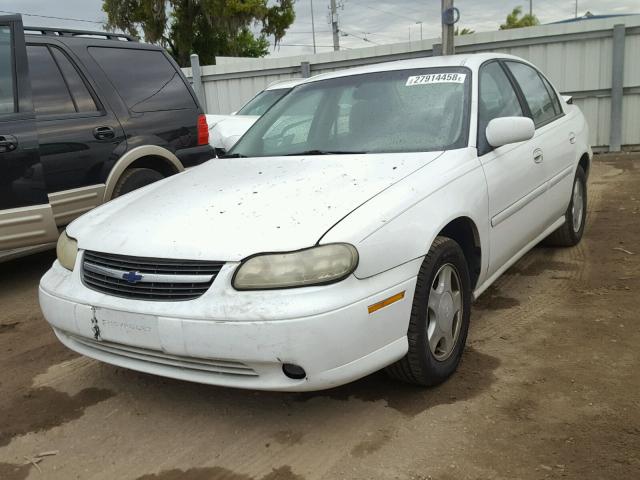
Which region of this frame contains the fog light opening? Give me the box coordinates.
[282,363,306,380]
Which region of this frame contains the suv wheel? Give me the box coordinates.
[386,236,472,386]
[113,168,165,197]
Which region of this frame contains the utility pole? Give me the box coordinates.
[442,0,455,55]
[310,0,317,53]
[529,0,533,16]
[575,0,578,18]
[330,0,340,52]
[416,21,423,41]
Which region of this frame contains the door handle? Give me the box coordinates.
[569,132,576,144]
[93,126,115,141]
[0,135,18,153]
[533,148,544,164]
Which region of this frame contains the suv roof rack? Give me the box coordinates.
[24,26,137,42]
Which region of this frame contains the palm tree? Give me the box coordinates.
[499,6,539,30]
[454,27,475,36]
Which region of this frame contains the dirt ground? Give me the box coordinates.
[0,154,638,480]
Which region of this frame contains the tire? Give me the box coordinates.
[112,168,165,198]
[544,166,587,247]
[386,236,472,386]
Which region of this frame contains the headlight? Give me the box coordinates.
[233,243,359,290]
[56,231,78,271]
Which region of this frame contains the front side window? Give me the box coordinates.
[506,61,558,126]
[89,47,195,113]
[478,61,523,154]
[26,45,75,115]
[230,68,471,157]
[0,25,15,114]
[237,88,290,116]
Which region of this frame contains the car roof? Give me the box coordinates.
[296,53,528,85]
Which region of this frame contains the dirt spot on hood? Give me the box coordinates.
[0,386,114,447]
[137,465,304,480]
[0,462,32,480]
[297,347,500,417]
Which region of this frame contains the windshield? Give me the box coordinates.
[230,67,470,157]
[236,88,291,116]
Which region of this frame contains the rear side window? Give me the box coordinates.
[506,61,558,127]
[50,47,97,112]
[89,47,196,113]
[0,25,15,114]
[26,45,75,115]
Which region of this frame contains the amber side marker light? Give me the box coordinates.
[368,291,406,314]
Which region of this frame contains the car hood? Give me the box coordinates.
[207,115,259,151]
[68,152,443,261]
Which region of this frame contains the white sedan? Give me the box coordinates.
[40,53,590,391]
[206,78,305,156]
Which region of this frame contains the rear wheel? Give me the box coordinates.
[544,166,587,247]
[386,236,472,386]
[112,168,165,198]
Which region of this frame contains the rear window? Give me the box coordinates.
[237,88,290,116]
[89,47,196,113]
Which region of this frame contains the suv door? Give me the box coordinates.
[0,15,58,250]
[26,41,126,227]
[477,61,549,276]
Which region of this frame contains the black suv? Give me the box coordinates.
[0,15,213,253]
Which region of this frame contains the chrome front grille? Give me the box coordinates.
[67,333,258,377]
[82,250,224,301]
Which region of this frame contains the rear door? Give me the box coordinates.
[26,40,126,226]
[0,15,58,250]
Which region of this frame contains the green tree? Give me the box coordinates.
[102,0,295,67]
[499,6,539,30]
[454,26,475,35]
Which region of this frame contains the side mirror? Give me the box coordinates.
[486,117,535,148]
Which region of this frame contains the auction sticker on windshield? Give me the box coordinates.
[406,73,466,86]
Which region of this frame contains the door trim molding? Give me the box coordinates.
[491,181,548,228]
[48,184,106,226]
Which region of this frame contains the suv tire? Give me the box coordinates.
[112,168,165,198]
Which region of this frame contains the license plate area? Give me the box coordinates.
[92,307,160,349]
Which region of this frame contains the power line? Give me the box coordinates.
[339,28,380,45]
[343,0,423,23]
[0,10,104,25]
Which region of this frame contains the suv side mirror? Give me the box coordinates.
[486,117,535,148]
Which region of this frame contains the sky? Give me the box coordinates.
[1,0,638,58]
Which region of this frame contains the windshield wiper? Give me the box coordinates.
[220,152,247,158]
[284,149,367,156]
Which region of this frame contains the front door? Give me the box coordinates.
[477,61,549,277]
[0,15,58,251]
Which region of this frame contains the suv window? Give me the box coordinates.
[50,47,97,113]
[89,47,196,113]
[27,45,75,115]
[506,61,558,126]
[0,25,15,114]
[478,61,523,154]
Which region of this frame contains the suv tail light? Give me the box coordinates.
[197,114,209,146]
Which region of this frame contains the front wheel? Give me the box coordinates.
[544,166,587,247]
[386,236,472,386]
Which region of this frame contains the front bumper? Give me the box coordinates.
[39,258,419,391]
